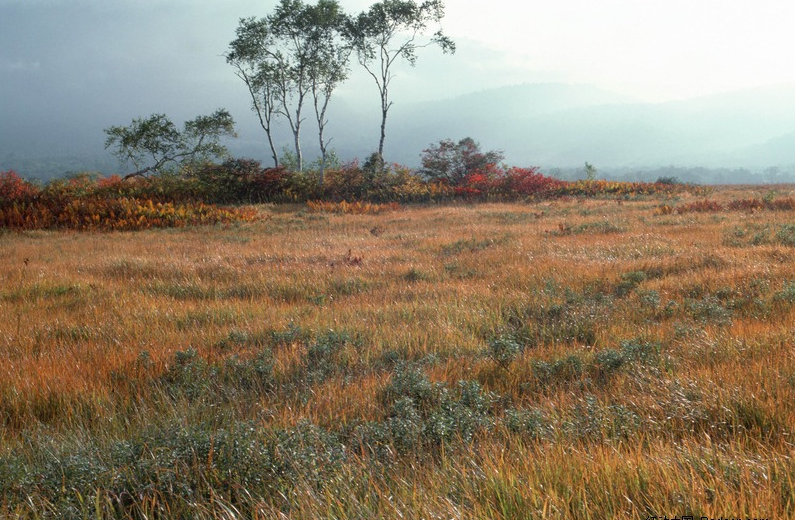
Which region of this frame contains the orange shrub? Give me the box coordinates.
[306,200,400,215]
[0,170,38,207]
[675,199,724,213]
[0,196,255,231]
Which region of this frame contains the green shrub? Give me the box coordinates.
[614,271,647,297]
[593,348,625,378]
[269,322,310,346]
[487,334,522,367]
[566,395,640,440]
[161,347,273,402]
[685,295,732,325]
[377,365,496,450]
[637,289,661,310]
[522,296,608,346]
[620,339,660,363]
[773,282,795,305]
[403,267,431,282]
[503,408,549,439]
[163,347,214,400]
[532,354,585,386]
[380,363,435,409]
[776,224,795,247]
[303,330,357,384]
[386,397,424,452]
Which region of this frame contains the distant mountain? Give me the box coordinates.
[384,83,795,169]
[732,131,795,166]
[6,82,795,180]
[404,83,635,121]
[383,83,634,163]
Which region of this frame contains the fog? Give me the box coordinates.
[4,0,795,181]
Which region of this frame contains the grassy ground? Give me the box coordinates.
[1,187,794,518]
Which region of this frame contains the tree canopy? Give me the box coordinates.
[420,137,503,185]
[104,110,236,179]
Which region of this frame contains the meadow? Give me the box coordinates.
[2,185,795,518]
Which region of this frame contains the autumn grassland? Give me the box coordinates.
[2,186,795,518]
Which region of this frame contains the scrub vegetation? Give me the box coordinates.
[1,184,794,518]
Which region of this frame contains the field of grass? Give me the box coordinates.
[2,186,794,518]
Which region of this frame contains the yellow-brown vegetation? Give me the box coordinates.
[1,185,794,518]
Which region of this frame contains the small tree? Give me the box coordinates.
[584,161,598,181]
[347,0,455,162]
[104,110,236,179]
[419,137,503,185]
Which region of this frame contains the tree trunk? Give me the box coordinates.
[267,134,279,168]
[378,111,387,161]
[319,153,326,187]
[318,128,327,187]
[378,89,388,162]
[294,131,303,172]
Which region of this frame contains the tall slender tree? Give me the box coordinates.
[226,18,281,168]
[346,0,455,163]
[228,0,350,176]
[267,0,312,172]
[303,0,351,184]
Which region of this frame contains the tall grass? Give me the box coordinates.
[1,186,793,518]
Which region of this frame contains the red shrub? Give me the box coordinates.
[726,198,765,212]
[767,197,795,211]
[249,166,295,201]
[502,167,564,197]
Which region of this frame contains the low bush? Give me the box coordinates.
[161,347,274,402]
[674,196,795,215]
[0,196,255,231]
[487,334,523,367]
[566,395,641,440]
[676,199,723,213]
[2,157,703,232]
[372,364,497,451]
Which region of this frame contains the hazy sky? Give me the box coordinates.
[448,0,795,101]
[2,0,795,160]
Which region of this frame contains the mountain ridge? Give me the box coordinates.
[5,82,795,179]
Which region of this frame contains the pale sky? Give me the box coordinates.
[438,0,795,101]
[320,0,795,101]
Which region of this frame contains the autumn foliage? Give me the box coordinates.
[1,159,701,232]
[0,170,255,231]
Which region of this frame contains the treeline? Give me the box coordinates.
[0,157,697,231]
[549,165,795,185]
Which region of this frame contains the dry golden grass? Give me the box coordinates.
[2,186,795,518]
